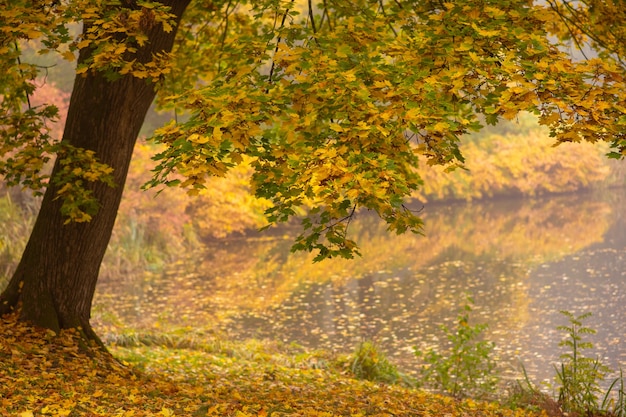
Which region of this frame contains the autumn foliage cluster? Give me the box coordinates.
[0,81,618,288]
[1,107,616,290]
[4,0,626,260]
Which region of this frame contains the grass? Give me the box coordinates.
[0,191,196,293]
[0,313,546,417]
[0,193,38,288]
[2,300,624,417]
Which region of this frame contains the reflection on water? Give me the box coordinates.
[94,189,626,384]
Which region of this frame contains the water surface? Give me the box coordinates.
[94,189,626,385]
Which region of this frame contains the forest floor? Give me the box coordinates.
[0,313,546,417]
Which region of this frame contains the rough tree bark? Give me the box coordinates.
[0,1,191,343]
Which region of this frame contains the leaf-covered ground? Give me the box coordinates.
[0,314,545,416]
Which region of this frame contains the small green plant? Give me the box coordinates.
[603,369,626,417]
[347,341,402,384]
[554,311,612,416]
[505,360,562,415]
[415,296,499,399]
[509,312,626,417]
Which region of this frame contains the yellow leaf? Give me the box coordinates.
[343,70,357,82]
[502,109,518,120]
[132,70,149,78]
[432,121,449,132]
[484,6,506,17]
[76,39,91,49]
[62,50,76,62]
[189,133,209,144]
[213,126,223,142]
[456,39,474,51]
[56,183,72,196]
[376,125,390,136]
[356,121,370,130]
[329,123,344,133]
[468,51,480,62]
[24,28,42,38]
[471,23,499,37]
[220,109,236,124]
[373,80,391,89]
[20,411,34,417]
[347,188,360,200]
[159,407,174,416]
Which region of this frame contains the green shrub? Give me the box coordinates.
[554,311,612,415]
[415,296,499,399]
[507,311,626,417]
[347,341,402,384]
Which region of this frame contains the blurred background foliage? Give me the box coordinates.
[416,113,615,202]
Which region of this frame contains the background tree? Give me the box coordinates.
[1,0,625,342]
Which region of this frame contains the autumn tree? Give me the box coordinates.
[0,0,191,341]
[1,0,625,342]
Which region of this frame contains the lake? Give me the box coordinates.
[93,188,626,387]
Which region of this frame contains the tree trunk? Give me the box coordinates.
[0,1,191,343]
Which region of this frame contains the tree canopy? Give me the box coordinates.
[2,0,626,261]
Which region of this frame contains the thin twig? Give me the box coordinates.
[378,0,398,37]
[266,1,294,92]
[342,204,358,240]
[14,41,32,109]
[320,0,332,31]
[308,0,317,34]
[546,0,589,61]
[217,0,235,73]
